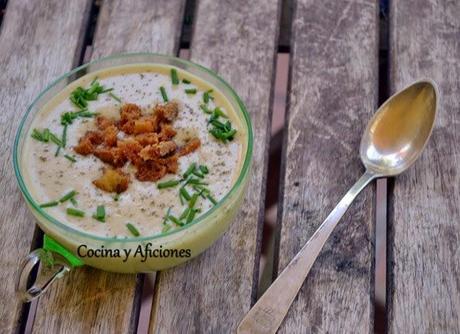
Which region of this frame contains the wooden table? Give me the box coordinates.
[0,0,458,333]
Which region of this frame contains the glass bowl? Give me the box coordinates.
[14,53,253,277]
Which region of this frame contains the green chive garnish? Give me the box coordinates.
[203,90,214,103]
[207,194,218,205]
[49,132,63,147]
[183,163,196,178]
[200,104,212,114]
[92,205,106,222]
[199,165,209,174]
[64,154,76,163]
[186,208,198,224]
[55,146,61,157]
[162,207,172,225]
[179,187,191,201]
[67,208,85,217]
[213,107,228,118]
[182,78,191,84]
[185,88,197,95]
[40,201,59,208]
[109,92,122,103]
[171,68,179,85]
[42,129,50,142]
[113,193,120,201]
[70,197,78,206]
[179,207,191,220]
[59,190,77,203]
[188,193,199,209]
[160,86,168,102]
[157,179,180,189]
[126,223,140,236]
[167,215,184,226]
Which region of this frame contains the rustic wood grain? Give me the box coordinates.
[275,0,378,333]
[31,1,185,333]
[149,0,281,332]
[0,0,92,331]
[387,1,460,332]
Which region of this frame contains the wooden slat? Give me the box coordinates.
[0,0,92,331]
[276,0,378,333]
[31,1,185,333]
[149,0,281,332]
[387,1,460,332]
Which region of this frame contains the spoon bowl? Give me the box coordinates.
[360,80,438,176]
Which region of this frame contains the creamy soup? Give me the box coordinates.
[22,64,245,238]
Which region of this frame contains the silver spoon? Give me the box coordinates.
[237,79,438,334]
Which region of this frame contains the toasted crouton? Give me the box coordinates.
[93,168,129,193]
[74,131,103,155]
[94,146,127,167]
[96,116,115,130]
[120,103,141,123]
[103,125,118,147]
[139,141,177,160]
[178,137,201,156]
[135,161,167,182]
[133,118,155,134]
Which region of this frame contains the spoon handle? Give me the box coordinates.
[237,171,376,334]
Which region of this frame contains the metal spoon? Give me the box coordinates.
[237,79,438,334]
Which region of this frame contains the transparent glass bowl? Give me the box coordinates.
[14,53,253,273]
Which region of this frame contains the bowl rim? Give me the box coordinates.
[13,52,254,243]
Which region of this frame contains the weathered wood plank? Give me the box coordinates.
[0,0,92,331]
[149,0,281,332]
[276,0,378,333]
[387,1,460,332]
[31,1,185,333]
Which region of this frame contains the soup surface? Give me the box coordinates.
[22,64,245,238]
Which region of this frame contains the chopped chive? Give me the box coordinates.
[157,179,180,189]
[187,178,208,186]
[203,89,214,103]
[200,104,212,114]
[192,170,204,178]
[179,187,191,201]
[31,129,48,142]
[70,197,78,206]
[179,207,191,220]
[59,190,77,203]
[182,78,191,84]
[207,194,218,205]
[179,192,184,205]
[183,163,196,178]
[54,145,61,157]
[61,125,68,148]
[160,86,168,102]
[108,92,122,103]
[49,132,63,147]
[188,193,199,209]
[167,215,184,226]
[171,68,180,85]
[64,154,76,163]
[186,208,198,224]
[199,165,209,174]
[42,129,50,142]
[162,207,172,225]
[185,88,197,95]
[66,208,85,217]
[213,107,228,118]
[39,201,59,208]
[113,193,120,201]
[92,205,106,222]
[126,223,140,236]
